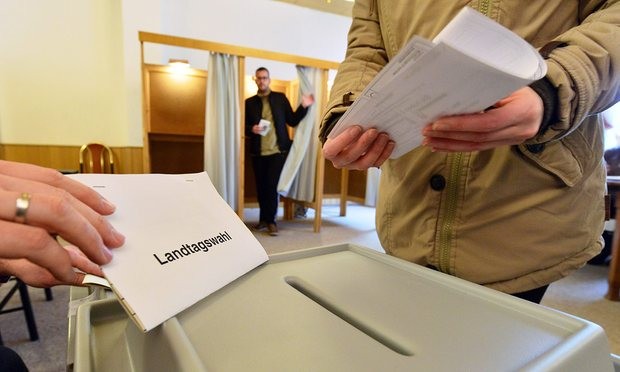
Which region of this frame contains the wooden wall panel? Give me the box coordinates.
[322,159,366,201]
[149,69,207,136]
[143,65,206,175]
[148,134,204,174]
[0,144,367,202]
[0,144,144,174]
[113,147,145,174]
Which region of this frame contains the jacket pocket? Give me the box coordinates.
[518,131,593,187]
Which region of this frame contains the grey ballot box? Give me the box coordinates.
[72,244,615,372]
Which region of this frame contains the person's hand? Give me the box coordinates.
[422,87,544,152]
[323,126,395,170]
[0,160,125,287]
[301,94,315,108]
[251,124,262,135]
[0,245,104,287]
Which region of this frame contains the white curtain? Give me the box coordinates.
[277,66,321,202]
[365,167,381,206]
[204,53,240,209]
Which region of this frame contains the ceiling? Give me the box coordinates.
[274,0,354,17]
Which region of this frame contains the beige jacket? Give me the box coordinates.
[322,0,620,293]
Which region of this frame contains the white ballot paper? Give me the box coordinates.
[257,119,271,136]
[328,7,547,158]
[70,172,269,332]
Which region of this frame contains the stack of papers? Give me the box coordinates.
[328,7,547,158]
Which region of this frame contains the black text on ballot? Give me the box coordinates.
[153,231,232,265]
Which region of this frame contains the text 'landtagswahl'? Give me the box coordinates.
[153,231,232,265]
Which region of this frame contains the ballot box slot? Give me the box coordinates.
[285,276,415,357]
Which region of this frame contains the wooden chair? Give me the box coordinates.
[0,278,53,345]
[79,143,115,173]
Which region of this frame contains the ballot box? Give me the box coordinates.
[72,244,616,371]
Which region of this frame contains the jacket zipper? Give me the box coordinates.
[436,2,491,273]
[438,152,463,273]
[479,0,491,17]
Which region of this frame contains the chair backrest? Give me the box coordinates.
[79,143,115,173]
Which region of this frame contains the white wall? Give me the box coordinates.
[0,0,350,147]
[604,102,620,149]
[0,0,127,146]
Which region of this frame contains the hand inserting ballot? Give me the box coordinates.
[0,160,125,287]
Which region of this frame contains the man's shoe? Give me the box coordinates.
[267,223,278,236]
[294,203,307,219]
[253,222,268,231]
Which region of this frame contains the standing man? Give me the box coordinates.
[246,67,314,236]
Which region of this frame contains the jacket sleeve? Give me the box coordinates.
[282,96,308,128]
[532,0,620,143]
[319,0,387,142]
[245,98,256,137]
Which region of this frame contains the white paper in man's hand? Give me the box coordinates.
[258,119,271,136]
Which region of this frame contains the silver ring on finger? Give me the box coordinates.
[15,192,31,224]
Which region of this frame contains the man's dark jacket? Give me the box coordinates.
[245,91,308,156]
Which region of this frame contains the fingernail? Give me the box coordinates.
[111,227,125,245]
[432,122,445,131]
[351,126,363,135]
[101,198,116,212]
[72,272,85,286]
[102,246,113,261]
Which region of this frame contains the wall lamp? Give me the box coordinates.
[168,58,190,74]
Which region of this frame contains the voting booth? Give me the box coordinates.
[69,244,617,371]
